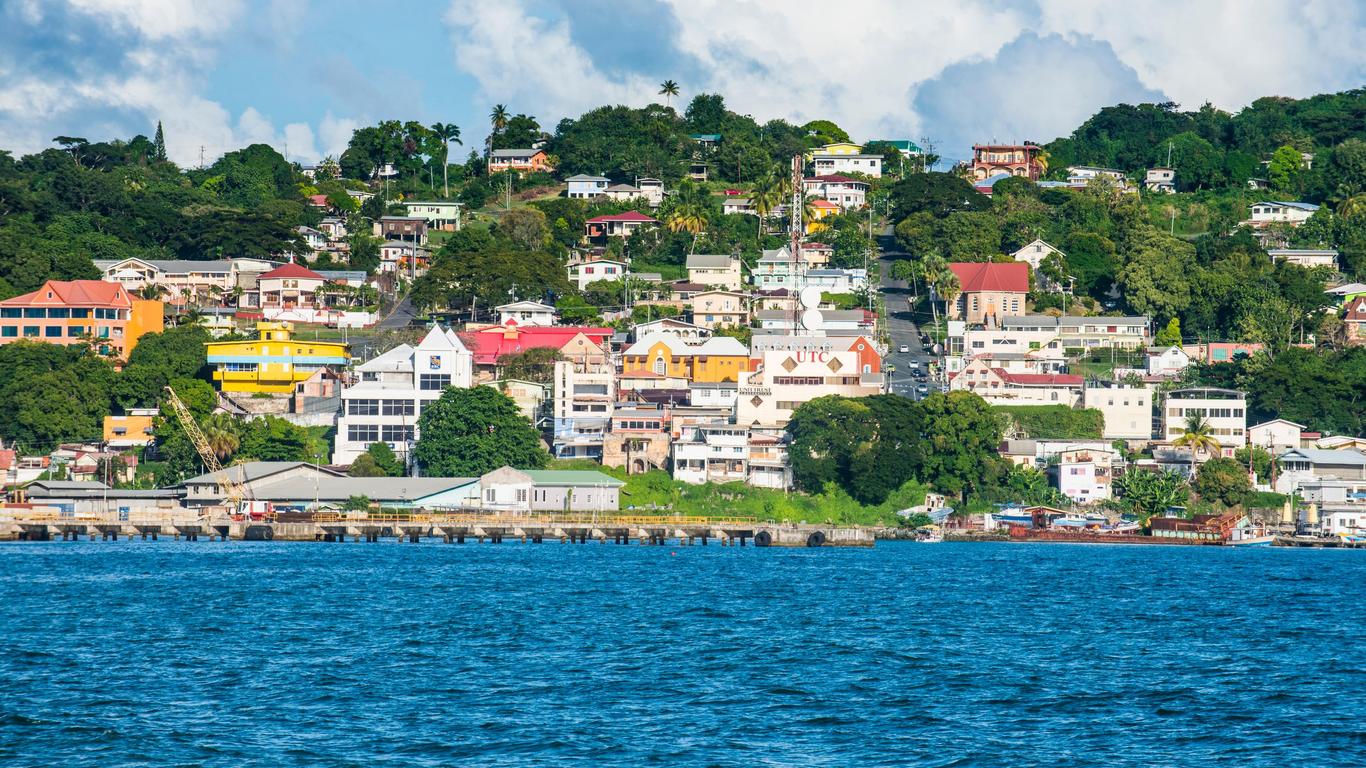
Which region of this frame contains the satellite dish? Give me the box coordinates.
[801,309,823,330]
[799,286,822,309]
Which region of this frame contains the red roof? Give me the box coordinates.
[810,199,839,209]
[260,263,326,281]
[995,369,1083,386]
[0,280,131,307]
[1345,297,1366,320]
[948,262,1029,294]
[586,211,658,224]
[459,325,614,365]
[804,242,832,250]
[307,194,329,207]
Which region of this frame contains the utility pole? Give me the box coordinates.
[199,145,205,170]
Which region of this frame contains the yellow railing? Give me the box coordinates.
[310,512,757,527]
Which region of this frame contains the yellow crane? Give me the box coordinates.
[163,385,263,519]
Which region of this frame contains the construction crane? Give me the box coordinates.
[163,385,263,520]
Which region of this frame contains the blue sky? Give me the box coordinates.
[2,0,1363,167]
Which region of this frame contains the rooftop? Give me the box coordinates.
[948,262,1030,294]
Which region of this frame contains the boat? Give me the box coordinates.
[912,525,943,543]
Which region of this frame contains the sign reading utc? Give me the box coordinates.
[793,350,830,363]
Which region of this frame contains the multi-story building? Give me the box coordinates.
[1267,249,1338,269]
[488,148,554,175]
[1247,419,1306,455]
[1081,382,1153,440]
[254,263,328,312]
[95,258,274,305]
[736,341,884,427]
[686,254,744,290]
[1245,201,1319,228]
[402,201,462,231]
[0,279,163,359]
[1051,447,1119,504]
[1145,168,1176,193]
[970,144,1045,180]
[602,403,673,474]
[947,262,1029,326]
[801,175,868,209]
[375,216,429,245]
[672,422,791,489]
[460,324,613,382]
[810,152,882,178]
[566,258,628,289]
[332,326,472,465]
[689,290,750,330]
[584,211,658,241]
[206,321,350,394]
[552,359,615,460]
[949,359,1083,406]
[1162,388,1247,455]
[1275,449,1366,496]
[1009,239,1065,272]
[495,300,558,327]
[621,333,750,384]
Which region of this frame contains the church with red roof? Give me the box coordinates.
[947,262,1030,327]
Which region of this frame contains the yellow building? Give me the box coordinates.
[621,333,749,383]
[805,141,862,160]
[206,322,350,393]
[806,198,840,234]
[103,409,158,448]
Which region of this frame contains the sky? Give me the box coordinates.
[1,0,1363,168]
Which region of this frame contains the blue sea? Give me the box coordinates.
[1,540,1362,767]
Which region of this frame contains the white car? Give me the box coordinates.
[898,344,910,354]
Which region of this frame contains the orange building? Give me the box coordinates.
[0,279,163,359]
[621,333,751,383]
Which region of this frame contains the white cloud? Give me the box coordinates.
[0,0,357,166]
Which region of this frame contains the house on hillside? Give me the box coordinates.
[686,254,743,290]
[1010,238,1064,274]
[0,279,163,359]
[565,174,609,199]
[488,148,554,175]
[1244,201,1319,228]
[1145,168,1176,193]
[801,175,867,209]
[584,211,658,242]
[566,259,627,290]
[970,144,1045,180]
[946,262,1029,327]
[1268,249,1338,269]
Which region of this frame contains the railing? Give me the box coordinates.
[310,512,758,527]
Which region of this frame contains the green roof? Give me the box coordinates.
[690,133,722,141]
[868,139,923,152]
[523,470,625,487]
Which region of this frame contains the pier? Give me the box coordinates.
[0,511,874,548]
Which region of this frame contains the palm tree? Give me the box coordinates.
[1337,193,1366,220]
[750,168,788,239]
[659,80,680,109]
[201,413,240,463]
[430,122,462,198]
[665,184,712,253]
[489,104,509,136]
[1173,414,1221,463]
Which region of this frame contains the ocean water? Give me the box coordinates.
[0,540,1362,767]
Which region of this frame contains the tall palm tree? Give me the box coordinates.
[1173,414,1221,463]
[659,80,680,109]
[489,105,509,136]
[1337,193,1366,220]
[750,168,789,239]
[430,122,462,198]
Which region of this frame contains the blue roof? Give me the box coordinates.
[690,133,721,141]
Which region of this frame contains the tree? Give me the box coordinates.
[498,347,562,384]
[662,183,713,252]
[499,207,549,250]
[201,412,240,462]
[1234,446,1274,483]
[1173,414,1221,462]
[1113,469,1189,521]
[413,386,548,476]
[889,172,990,221]
[658,80,680,109]
[113,324,211,409]
[1193,457,1253,507]
[1118,226,1195,321]
[1268,144,1304,194]
[1161,131,1223,190]
[1154,317,1182,347]
[916,391,1005,500]
[430,122,462,198]
[152,121,167,162]
[786,396,877,496]
[349,442,404,477]
[489,104,509,139]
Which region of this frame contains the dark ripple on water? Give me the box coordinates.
[0,541,1363,766]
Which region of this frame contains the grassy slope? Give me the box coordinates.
[548,459,927,526]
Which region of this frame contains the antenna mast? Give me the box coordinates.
[789,153,804,335]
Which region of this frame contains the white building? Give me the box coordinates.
[735,345,883,427]
[1162,388,1247,455]
[402,201,462,231]
[1010,239,1065,272]
[1053,446,1119,504]
[1145,168,1176,193]
[1082,382,1153,440]
[949,360,1083,406]
[565,174,610,199]
[1248,419,1305,455]
[566,259,627,290]
[1268,249,1338,269]
[672,422,791,489]
[801,175,868,209]
[496,300,558,327]
[1246,201,1319,227]
[552,359,615,460]
[1147,345,1192,376]
[1275,449,1366,496]
[810,153,883,178]
[332,326,474,465]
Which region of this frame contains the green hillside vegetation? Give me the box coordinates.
[995,406,1105,439]
[548,460,928,527]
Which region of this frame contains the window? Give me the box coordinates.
[485,489,496,502]
[516,488,527,503]
[44,326,62,337]
[381,425,414,443]
[382,399,415,416]
[67,326,85,337]
[23,326,38,337]
[224,362,257,372]
[0,308,18,318]
[419,374,450,390]
[348,399,380,416]
[1,327,15,337]
[47,308,70,319]
[347,425,379,443]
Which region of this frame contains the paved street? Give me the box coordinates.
[876,228,938,400]
[378,296,417,329]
